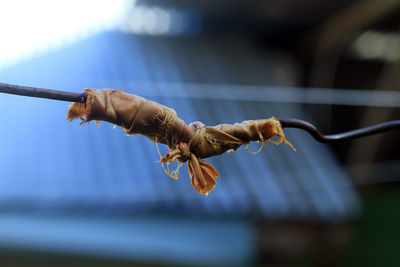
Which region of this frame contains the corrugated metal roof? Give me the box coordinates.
[0,31,360,221]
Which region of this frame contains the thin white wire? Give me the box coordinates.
[78,79,400,108]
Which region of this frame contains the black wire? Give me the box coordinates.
[1,82,399,143]
[0,82,87,103]
[280,118,400,143]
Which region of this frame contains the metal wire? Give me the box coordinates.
[1,82,399,143]
[280,118,400,143]
[0,82,87,103]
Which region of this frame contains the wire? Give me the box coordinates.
[0,82,87,103]
[1,82,399,143]
[280,118,400,143]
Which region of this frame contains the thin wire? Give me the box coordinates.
[91,80,400,107]
[1,82,399,143]
[0,82,87,103]
[280,118,400,143]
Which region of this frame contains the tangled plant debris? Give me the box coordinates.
[67,88,295,195]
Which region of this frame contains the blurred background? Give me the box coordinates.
[0,0,399,266]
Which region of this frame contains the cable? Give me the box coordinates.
[280,118,400,143]
[1,82,399,143]
[0,82,87,103]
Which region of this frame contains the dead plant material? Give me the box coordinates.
[67,88,295,195]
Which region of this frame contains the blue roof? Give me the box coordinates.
[0,31,360,222]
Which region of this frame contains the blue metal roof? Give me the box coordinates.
[0,31,360,222]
